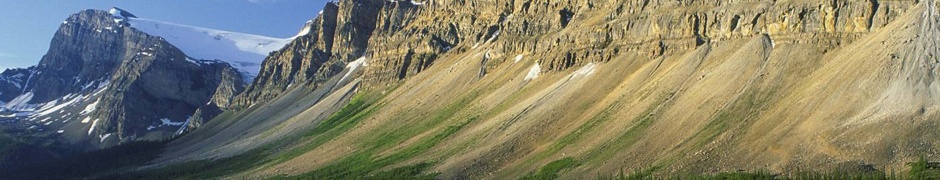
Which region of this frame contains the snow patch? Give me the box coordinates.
[339,57,369,83]
[3,92,35,111]
[87,118,99,135]
[108,8,122,16]
[160,118,186,126]
[99,133,113,142]
[92,80,110,96]
[148,117,188,131]
[34,94,81,117]
[81,116,91,123]
[0,112,32,118]
[525,63,541,81]
[514,54,524,63]
[57,130,64,134]
[81,81,96,90]
[81,98,100,115]
[175,116,193,135]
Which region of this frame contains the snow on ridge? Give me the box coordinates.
[126,17,296,77]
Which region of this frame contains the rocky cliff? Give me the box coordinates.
[233,0,916,102]
[354,0,914,88]
[0,9,245,152]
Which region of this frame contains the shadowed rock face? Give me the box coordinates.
[0,9,244,152]
[0,68,32,102]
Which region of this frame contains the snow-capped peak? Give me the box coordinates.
[107,8,120,16]
[124,17,297,81]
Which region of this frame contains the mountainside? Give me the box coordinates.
[100,0,940,178]
[8,0,940,179]
[0,8,249,166]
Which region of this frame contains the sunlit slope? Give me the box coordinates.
[228,2,940,178]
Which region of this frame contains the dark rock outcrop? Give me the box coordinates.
[0,9,244,150]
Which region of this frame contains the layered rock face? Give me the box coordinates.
[233,0,915,98]
[358,0,914,88]
[0,9,244,150]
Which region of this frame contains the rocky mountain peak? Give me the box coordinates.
[0,8,246,155]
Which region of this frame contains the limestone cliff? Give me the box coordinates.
[232,0,915,97]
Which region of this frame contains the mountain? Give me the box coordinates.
[0,8,253,166]
[9,0,940,179]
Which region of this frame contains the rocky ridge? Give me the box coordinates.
[233,0,916,107]
[0,9,245,153]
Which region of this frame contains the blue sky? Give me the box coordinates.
[0,0,332,70]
